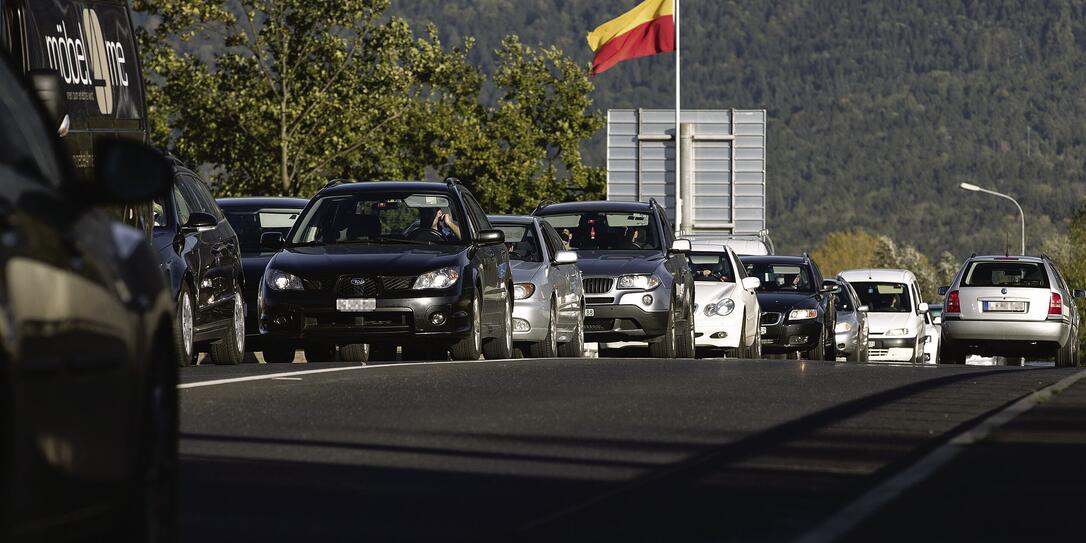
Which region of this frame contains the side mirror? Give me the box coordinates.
[261,232,285,251]
[741,276,761,291]
[553,250,577,265]
[92,138,173,204]
[671,239,692,253]
[857,305,870,312]
[28,69,69,137]
[183,211,217,232]
[933,317,943,325]
[820,284,841,294]
[476,229,505,246]
[937,286,949,296]
[918,302,930,314]
[1074,289,1086,299]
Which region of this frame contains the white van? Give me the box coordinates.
[838,269,932,363]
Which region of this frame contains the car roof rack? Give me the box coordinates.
[323,179,351,189]
[534,200,557,213]
[444,177,463,187]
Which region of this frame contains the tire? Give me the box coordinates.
[557,305,585,358]
[649,306,677,358]
[174,283,196,367]
[483,296,515,360]
[263,347,295,364]
[526,301,558,358]
[731,319,748,359]
[806,328,826,361]
[939,340,966,364]
[823,328,836,361]
[675,301,696,359]
[209,289,245,365]
[1056,337,1077,367]
[339,343,369,363]
[304,344,336,363]
[369,344,398,363]
[451,290,483,361]
[846,344,860,362]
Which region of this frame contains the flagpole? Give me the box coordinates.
[674,0,682,236]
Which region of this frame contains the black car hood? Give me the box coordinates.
[269,244,468,277]
[573,250,665,277]
[756,291,822,312]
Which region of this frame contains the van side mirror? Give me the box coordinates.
[261,232,285,251]
[92,138,172,204]
[741,276,761,291]
[553,250,577,265]
[28,70,69,137]
[937,286,949,296]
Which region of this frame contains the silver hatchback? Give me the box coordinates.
[939,255,1084,366]
[490,215,585,357]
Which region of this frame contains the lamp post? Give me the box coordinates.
[959,182,1025,255]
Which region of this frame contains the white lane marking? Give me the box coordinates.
[794,368,1086,543]
[271,377,303,381]
[178,358,512,389]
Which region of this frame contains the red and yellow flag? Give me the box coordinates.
[587,0,675,75]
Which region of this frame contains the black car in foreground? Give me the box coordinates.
[259,179,514,362]
[153,162,246,366]
[0,58,176,541]
[741,255,839,360]
[218,197,308,363]
[533,200,696,358]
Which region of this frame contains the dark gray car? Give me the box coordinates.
[833,276,870,362]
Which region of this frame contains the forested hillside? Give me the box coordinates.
[392,0,1086,259]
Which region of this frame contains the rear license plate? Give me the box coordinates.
[585,308,595,317]
[985,301,1026,312]
[337,298,376,312]
[760,326,767,335]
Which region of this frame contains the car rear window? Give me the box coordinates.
[962,261,1049,288]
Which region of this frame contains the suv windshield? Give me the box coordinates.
[540,212,660,251]
[745,263,815,293]
[225,208,302,254]
[495,224,542,262]
[852,282,913,313]
[688,253,736,282]
[290,192,466,246]
[962,261,1049,288]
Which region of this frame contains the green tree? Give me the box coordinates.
[810,229,880,276]
[873,235,940,301]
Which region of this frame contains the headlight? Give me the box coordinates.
[513,282,536,300]
[266,269,303,291]
[835,322,853,333]
[788,309,818,321]
[413,267,460,289]
[884,328,910,336]
[705,298,736,316]
[617,274,660,290]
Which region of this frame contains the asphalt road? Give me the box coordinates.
[179,358,1079,542]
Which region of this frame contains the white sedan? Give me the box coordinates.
[688,244,762,358]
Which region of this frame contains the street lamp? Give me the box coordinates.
[959,182,1025,255]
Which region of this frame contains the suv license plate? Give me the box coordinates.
[986,301,1026,312]
[337,298,376,312]
[585,308,595,317]
[760,326,767,335]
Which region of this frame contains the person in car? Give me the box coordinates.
[407,207,462,242]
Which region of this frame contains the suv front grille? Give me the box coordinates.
[761,312,783,326]
[584,278,614,294]
[335,276,380,298]
[584,318,615,332]
[380,276,416,291]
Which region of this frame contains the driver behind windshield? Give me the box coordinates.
[406,206,462,242]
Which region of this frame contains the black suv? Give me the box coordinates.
[153,161,246,366]
[533,200,696,358]
[259,179,514,362]
[740,255,838,360]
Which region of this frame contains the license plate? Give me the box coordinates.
[585,308,595,317]
[985,301,1026,312]
[760,326,767,335]
[336,298,376,312]
[868,341,876,348]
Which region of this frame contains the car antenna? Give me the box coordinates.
[534,200,556,214]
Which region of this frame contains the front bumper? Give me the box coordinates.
[694,308,743,349]
[583,283,672,342]
[835,327,860,357]
[260,285,475,344]
[867,336,918,362]
[760,319,822,353]
[942,317,1071,346]
[513,295,551,342]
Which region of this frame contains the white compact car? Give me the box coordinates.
[838,269,932,363]
[688,243,762,357]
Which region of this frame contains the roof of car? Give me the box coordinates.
[739,254,808,265]
[534,200,653,214]
[488,214,536,225]
[688,242,730,253]
[318,180,456,196]
[216,197,309,209]
[968,255,1046,263]
[838,268,918,282]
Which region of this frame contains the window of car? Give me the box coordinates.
[460,192,491,236]
[224,208,303,254]
[289,192,467,246]
[688,253,736,283]
[495,223,542,263]
[851,282,914,313]
[540,222,563,258]
[744,263,815,293]
[962,261,1050,288]
[172,185,193,226]
[540,211,661,251]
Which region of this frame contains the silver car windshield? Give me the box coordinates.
[496,224,543,263]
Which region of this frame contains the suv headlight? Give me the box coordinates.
[884,328,910,336]
[413,267,460,289]
[617,274,660,290]
[835,322,853,333]
[704,298,736,316]
[266,269,303,291]
[788,309,818,321]
[513,282,536,300]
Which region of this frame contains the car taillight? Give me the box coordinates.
[1049,292,1063,315]
[946,290,960,313]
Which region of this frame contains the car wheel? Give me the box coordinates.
[451,290,483,361]
[557,305,585,358]
[483,296,515,360]
[846,344,860,362]
[823,326,836,361]
[210,290,245,365]
[649,305,677,358]
[174,283,195,367]
[263,347,295,364]
[807,328,826,360]
[526,301,558,358]
[676,301,696,358]
[304,343,336,363]
[1056,336,1077,367]
[339,343,369,363]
